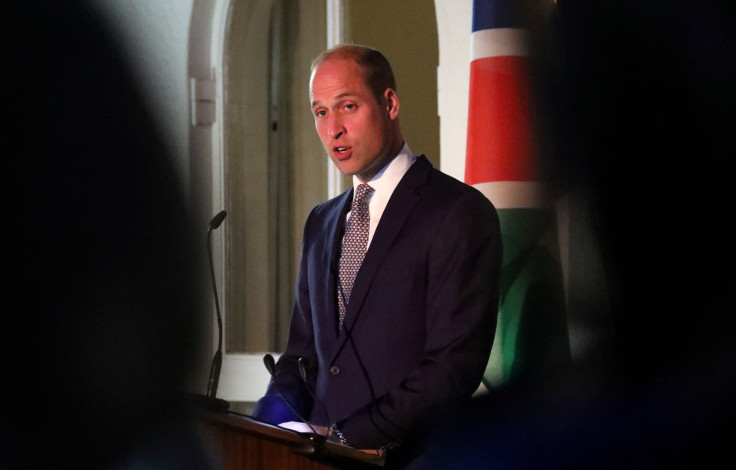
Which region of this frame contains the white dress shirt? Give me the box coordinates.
[347,142,417,248]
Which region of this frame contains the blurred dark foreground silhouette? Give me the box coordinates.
[2,3,216,469]
[421,1,736,469]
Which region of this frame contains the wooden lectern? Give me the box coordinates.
[197,410,386,470]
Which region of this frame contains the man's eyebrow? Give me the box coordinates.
[311,92,357,108]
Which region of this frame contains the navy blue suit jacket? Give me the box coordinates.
[253,156,501,450]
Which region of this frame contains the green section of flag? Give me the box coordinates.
[484,208,569,388]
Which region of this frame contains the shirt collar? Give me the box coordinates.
[352,142,416,194]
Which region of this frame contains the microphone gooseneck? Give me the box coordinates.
[206,210,227,399]
[263,354,323,438]
[298,357,331,425]
[342,318,405,444]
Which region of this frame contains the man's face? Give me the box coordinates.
[310,58,399,183]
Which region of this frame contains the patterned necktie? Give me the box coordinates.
[338,183,374,329]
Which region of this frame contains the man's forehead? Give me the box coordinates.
[310,62,368,104]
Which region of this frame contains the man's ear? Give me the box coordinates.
[384,88,400,120]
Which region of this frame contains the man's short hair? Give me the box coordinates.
[311,44,397,102]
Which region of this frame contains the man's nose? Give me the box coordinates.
[328,117,345,140]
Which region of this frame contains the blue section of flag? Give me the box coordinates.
[472,0,521,32]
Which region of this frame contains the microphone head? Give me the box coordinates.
[208,210,227,230]
[298,357,308,381]
[263,353,276,376]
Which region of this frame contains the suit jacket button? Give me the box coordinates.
[329,366,340,375]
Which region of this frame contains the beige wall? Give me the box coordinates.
[345,0,440,168]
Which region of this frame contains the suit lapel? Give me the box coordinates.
[336,156,432,343]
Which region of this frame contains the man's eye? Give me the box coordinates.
[315,110,326,117]
[344,103,356,110]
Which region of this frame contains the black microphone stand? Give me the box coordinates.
[190,210,229,412]
[206,210,227,399]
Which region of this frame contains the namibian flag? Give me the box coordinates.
[465,0,569,388]
[466,0,539,194]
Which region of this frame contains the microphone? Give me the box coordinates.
[206,210,227,399]
[297,357,309,382]
[263,355,336,459]
[263,352,277,375]
[298,357,331,425]
[189,211,229,412]
[263,354,325,440]
[209,209,227,230]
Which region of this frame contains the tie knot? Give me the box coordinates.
[353,184,374,206]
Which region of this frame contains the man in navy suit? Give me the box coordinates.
[253,44,501,464]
